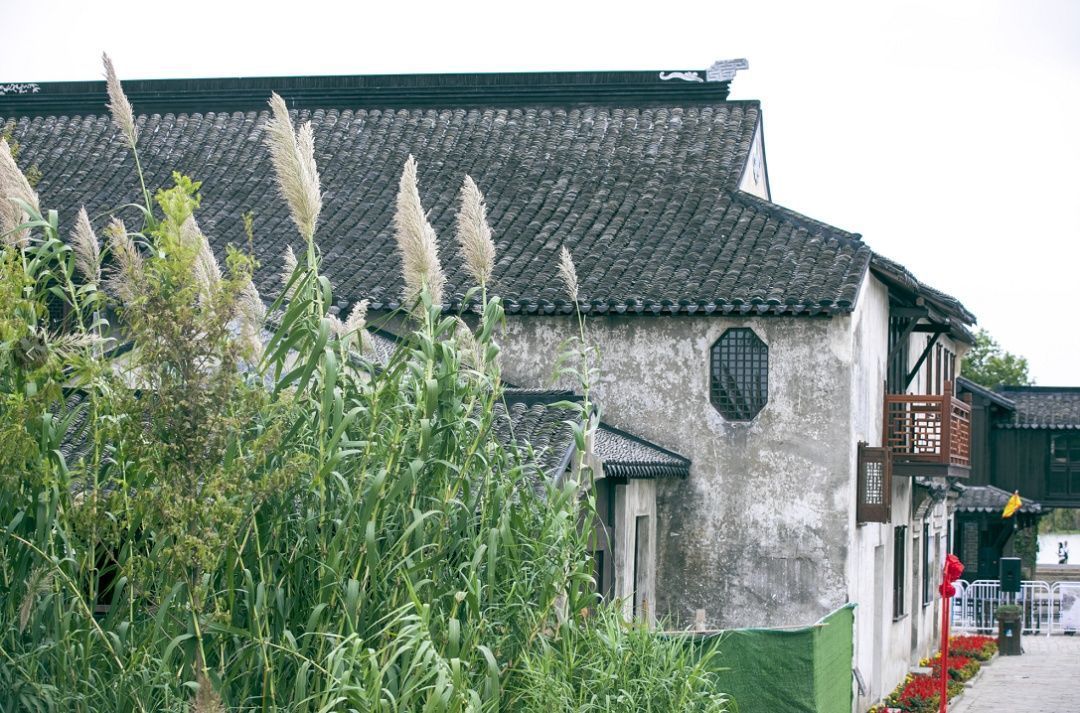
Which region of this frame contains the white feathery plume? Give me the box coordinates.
[280,245,299,298]
[263,93,322,241]
[102,53,137,149]
[328,299,368,343]
[343,298,368,335]
[18,565,54,633]
[327,313,345,337]
[0,138,40,247]
[455,175,496,288]
[105,218,143,305]
[455,317,483,367]
[394,155,445,308]
[48,331,108,357]
[558,246,579,304]
[71,207,101,284]
[180,216,221,298]
[237,279,266,358]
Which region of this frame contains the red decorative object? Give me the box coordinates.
[938,554,964,713]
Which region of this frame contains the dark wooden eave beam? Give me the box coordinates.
[911,323,952,334]
[904,329,943,390]
[887,306,926,363]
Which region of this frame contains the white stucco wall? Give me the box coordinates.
[846,277,969,711]
[846,272,892,708]
[497,312,857,630]
[737,119,770,200]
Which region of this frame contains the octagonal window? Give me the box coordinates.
[710,328,768,420]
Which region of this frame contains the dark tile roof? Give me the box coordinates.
[495,389,580,478]
[954,484,1041,515]
[995,386,1080,430]
[494,389,691,479]
[956,376,1016,412]
[593,423,690,479]
[4,72,873,317]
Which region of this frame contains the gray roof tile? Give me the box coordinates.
[4,93,870,316]
[954,484,1041,514]
[996,386,1080,430]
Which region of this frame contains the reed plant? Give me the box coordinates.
[0,56,730,712]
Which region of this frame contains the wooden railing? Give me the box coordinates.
[884,381,970,468]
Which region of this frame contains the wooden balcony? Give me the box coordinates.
[884,381,971,477]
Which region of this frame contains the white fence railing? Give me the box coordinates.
[951,579,1080,635]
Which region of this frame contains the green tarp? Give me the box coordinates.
[698,604,855,713]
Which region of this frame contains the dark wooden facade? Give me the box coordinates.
[958,379,1080,508]
[953,379,1047,578]
[991,430,1080,507]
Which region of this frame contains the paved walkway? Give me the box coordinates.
[950,635,1080,713]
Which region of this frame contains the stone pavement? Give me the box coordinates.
[949,635,1080,713]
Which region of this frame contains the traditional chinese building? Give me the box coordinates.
[2,60,984,711]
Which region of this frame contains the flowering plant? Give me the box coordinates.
[950,634,998,661]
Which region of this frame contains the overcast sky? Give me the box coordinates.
[4,0,1079,383]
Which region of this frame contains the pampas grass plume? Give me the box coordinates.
[264,93,322,241]
[106,218,143,304]
[0,138,40,246]
[18,565,54,633]
[181,216,221,297]
[102,53,137,149]
[71,207,101,284]
[456,175,495,288]
[394,155,445,307]
[238,279,266,358]
[344,298,368,335]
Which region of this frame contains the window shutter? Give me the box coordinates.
[857,441,891,523]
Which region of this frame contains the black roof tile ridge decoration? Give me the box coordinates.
[955,376,1017,411]
[0,68,746,117]
[593,423,691,480]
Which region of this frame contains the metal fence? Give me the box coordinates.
[951,579,1080,635]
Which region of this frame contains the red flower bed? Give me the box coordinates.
[950,634,998,661]
[870,635,996,712]
[875,673,965,712]
[929,654,979,682]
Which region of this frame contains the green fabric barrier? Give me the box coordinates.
[695,604,855,713]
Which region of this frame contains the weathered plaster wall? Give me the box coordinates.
[498,312,856,630]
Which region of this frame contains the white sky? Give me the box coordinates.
[3,0,1079,383]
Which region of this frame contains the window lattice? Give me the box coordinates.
[857,442,891,524]
[710,328,768,420]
